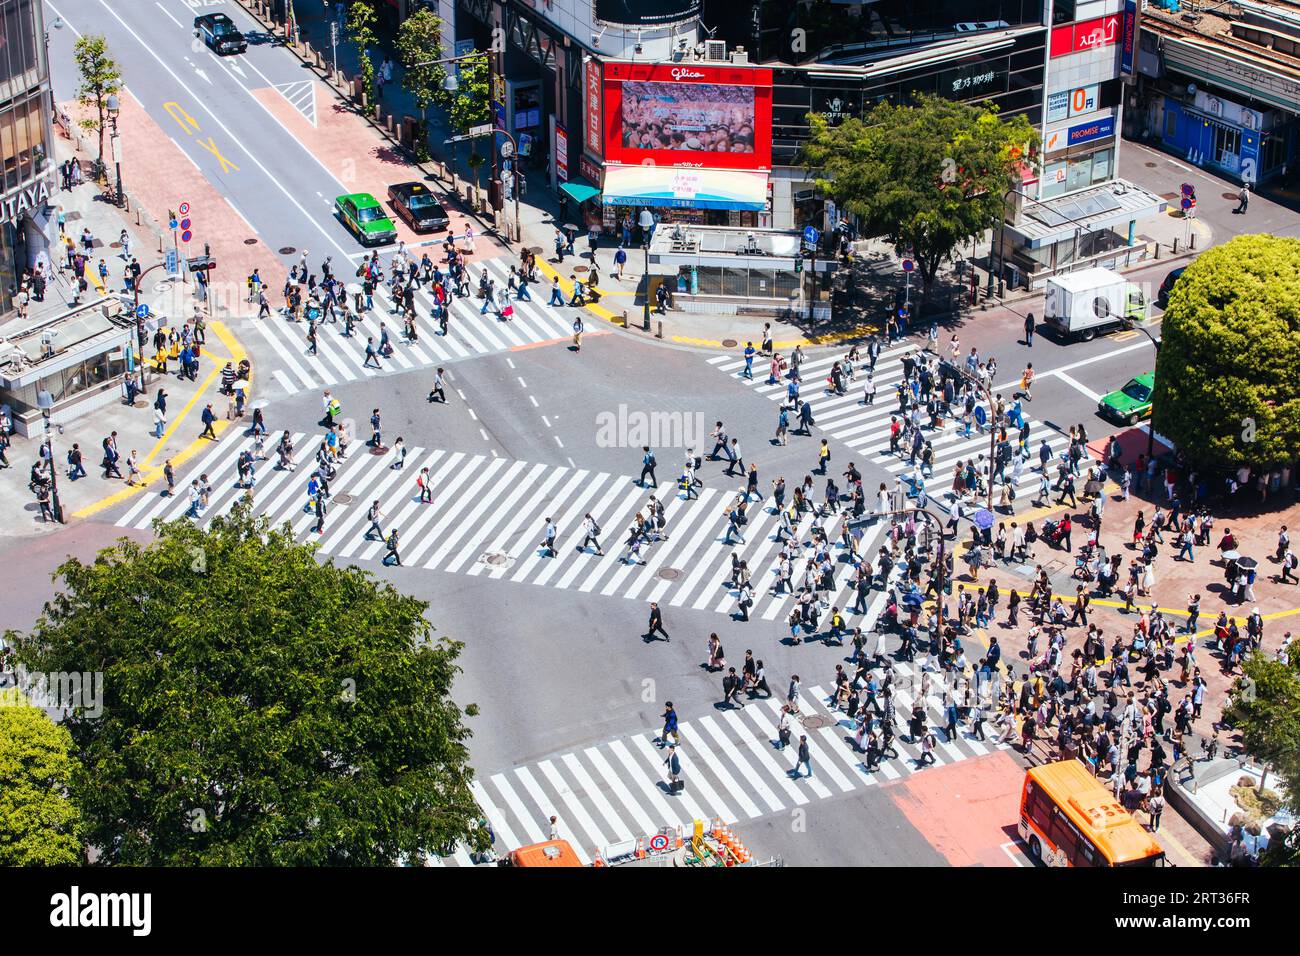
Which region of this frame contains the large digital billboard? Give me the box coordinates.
[603,63,773,170]
[594,0,701,26]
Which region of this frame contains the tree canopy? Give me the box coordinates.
[6,505,483,866]
[0,698,85,866]
[73,35,121,166]
[1152,234,1300,471]
[798,94,1038,296]
[395,9,445,160]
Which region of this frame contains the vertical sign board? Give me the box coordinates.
[585,58,603,159]
[1120,1,1137,76]
[556,123,569,183]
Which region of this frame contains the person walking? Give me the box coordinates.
[647,601,670,642]
[793,735,813,778]
[199,403,218,441]
[579,513,604,555]
[572,316,584,351]
[664,744,683,794]
[428,368,447,403]
[313,489,328,534]
[1235,183,1250,214]
[382,528,402,566]
[639,447,657,486]
[365,500,385,541]
[1023,312,1035,347]
[660,702,680,747]
[540,516,558,557]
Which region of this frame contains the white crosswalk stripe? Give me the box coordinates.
[708,346,1085,507]
[245,260,576,394]
[115,442,910,624]
[436,675,1009,864]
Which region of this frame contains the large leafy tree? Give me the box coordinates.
[346,0,380,103]
[799,94,1038,299]
[73,35,122,169]
[1152,234,1300,471]
[394,9,447,162]
[0,699,85,865]
[7,506,483,866]
[444,52,493,198]
[1227,652,1300,803]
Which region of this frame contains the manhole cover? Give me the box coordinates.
[573,265,589,273]
[1145,162,1157,167]
[109,241,122,249]
[802,714,835,730]
[333,493,354,506]
[244,238,258,245]
[370,445,388,455]
[278,246,297,255]
[721,338,738,348]
[1221,192,1239,200]
[658,567,682,581]
[482,552,509,566]
[1160,192,1179,201]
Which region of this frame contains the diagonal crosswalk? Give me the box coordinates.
[707,345,1084,507]
[430,662,1010,865]
[115,441,904,623]
[247,259,577,395]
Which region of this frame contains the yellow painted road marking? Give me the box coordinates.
[73,321,248,519]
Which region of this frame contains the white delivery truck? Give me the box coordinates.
[1043,267,1148,342]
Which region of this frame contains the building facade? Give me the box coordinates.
[1132,0,1299,186]
[0,0,56,318]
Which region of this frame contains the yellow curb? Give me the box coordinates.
[72,321,249,519]
[71,421,235,519]
[532,257,621,324]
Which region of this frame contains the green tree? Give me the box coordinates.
[798,94,1038,299]
[1151,234,1300,472]
[394,9,447,161]
[73,35,122,170]
[1226,652,1300,801]
[7,506,483,866]
[0,698,85,866]
[444,52,492,199]
[346,0,380,105]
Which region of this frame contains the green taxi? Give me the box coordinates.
[335,192,397,246]
[1098,371,1155,425]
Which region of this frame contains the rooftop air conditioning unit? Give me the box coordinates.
[730,47,749,64]
[705,39,727,61]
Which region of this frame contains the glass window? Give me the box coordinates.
[1066,154,1093,192]
[774,269,800,299]
[1041,160,1068,199]
[1164,110,1177,140]
[696,267,723,297]
[748,269,774,298]
[1091,148,1113,183]
[722,267,747,298]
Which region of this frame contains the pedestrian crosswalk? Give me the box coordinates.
[246,258,577,395]
[114,437,898,623]
[708,344,1083,507]
[428,665,1010,865]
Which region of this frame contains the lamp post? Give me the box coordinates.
[639,208,654,328]
[36,390,64,523]
[130,261,171,395]
[106,93,123,207]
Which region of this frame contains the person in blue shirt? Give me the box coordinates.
[742,342,756,380]
[614,244,628,279]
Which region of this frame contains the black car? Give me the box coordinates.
[1156,266,1186,308]
[194,14,247,55]
[387,182,451,233]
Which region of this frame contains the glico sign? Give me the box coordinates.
[602,62,773,171]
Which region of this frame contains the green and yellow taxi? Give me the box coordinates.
[1098,371,1155,426]
[335,192,397,246]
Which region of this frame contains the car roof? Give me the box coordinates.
[1129,372,1156,386]
[339,192,382,208]
[391,181,424,197]
[199,13,234,25]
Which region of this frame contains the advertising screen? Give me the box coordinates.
[603,63,773,170]
[594,0,701,25]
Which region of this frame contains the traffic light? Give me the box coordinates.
[794,256,803,273]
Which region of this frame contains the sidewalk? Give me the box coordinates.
[0,137,245,536]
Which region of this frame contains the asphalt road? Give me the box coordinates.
[32,0,1288,867]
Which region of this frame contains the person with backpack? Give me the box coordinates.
[579,513,603,556]
[638,447,657,486]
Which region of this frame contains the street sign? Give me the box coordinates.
[974,405,987,426]
[902,258,915,272]
[1181,197,1192,210]
[180,218,192,231]
[165,249,178,274]
[444,124,494,144]
[169,218,178,230]
[803,226,820,245]
[178,201,190,215]
[181,230,192,243]
[135,304,150,319]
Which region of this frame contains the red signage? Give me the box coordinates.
[584,58,603,159]
[1050,15,1120,58]
[556,123,569,183]
[602,62,773,171]
[579,154,602,185]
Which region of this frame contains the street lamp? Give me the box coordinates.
[106,93,123,207]
[1130,325,1162,460]
[36,390,64,523]
[639,208,655,327]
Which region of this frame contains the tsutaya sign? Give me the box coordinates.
[1,175,52,225]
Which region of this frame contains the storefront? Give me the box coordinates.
[1147,88,1283,185]
[593,61,774,232]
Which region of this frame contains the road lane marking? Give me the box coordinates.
[1055,371,1102,402]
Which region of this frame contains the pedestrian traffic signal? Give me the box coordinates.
[794,256,803,273]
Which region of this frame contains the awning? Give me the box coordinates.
[602,165,769,212]
[1005,180,1168,249]
[559,179,601,205]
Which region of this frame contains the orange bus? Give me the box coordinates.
[1019,760,1166,867]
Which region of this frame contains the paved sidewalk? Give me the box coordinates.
[0,137,247,536]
